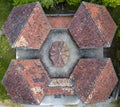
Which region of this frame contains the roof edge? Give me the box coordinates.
[12,2,39,49]
[85,58,115,103]
[84,2,117,47]
[84,3,107,47]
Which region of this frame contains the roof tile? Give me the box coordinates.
[68,2,117,48]
[3,2,51,49]
[2,60,74,104]
[70,58,118,103]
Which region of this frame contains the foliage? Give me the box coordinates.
[55,0,65,4]
[0,35,15,100]
[102,0,120,7]
[13,0,62,9]
[108,6,120,37]
[116,50,120,61]
[12,0,82,8]
[13,0,38,6]
[117,97,120,106]
[66,0,82,6]
[116,29,120,38]
[0,0,15,101]
[13,0,54,8]
[0,0,12,28]
[40,0,54,9]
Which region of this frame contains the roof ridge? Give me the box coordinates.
[85,58,111,103]
[84,3,107,47]
[13,2,40,48]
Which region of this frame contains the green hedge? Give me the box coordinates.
[12,0,82,8]
[12,0,120,8]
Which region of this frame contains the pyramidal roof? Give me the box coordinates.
[69,2,117,48]
[3,2,37,44]
[3,2,51,49]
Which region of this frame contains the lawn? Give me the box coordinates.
[0,0,13,28]
[0,0,15,101]
[0,34,15,101]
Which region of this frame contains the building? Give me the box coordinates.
[2,1,118,105]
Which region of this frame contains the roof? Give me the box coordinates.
[2,60,74,104]
[70,58,118,103]
[3,2,37,45]
[3,58,118,104]
[39,29,80,78]
[2,1,118,105]
[3,2,51,49]
[49,41,70,67]
[47,16,73,28]
[68,2,117,48]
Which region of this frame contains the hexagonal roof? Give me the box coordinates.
[3,2,51,49]
[39,29,80,77]
[68,2,117,48]
[70,58,118,103]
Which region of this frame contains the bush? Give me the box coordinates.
[13,0,83,9]
[13,0,38,6]
[13,0,60,9]
[40,0,54,9]
[116,29,120,38]
[13,0,66,9]
[102,0,120,7]
[66,0,82,6]
[55,0,65,4]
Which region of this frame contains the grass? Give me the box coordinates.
[0,99,24,107]
[0,0,13,28]
[0,35,15,101]
[0,0,15,101]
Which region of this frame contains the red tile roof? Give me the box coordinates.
[47,16,73,28]
[49,41,70,67]
[2,60,42,104]
[68,2,117,48]
[3,2,37,45]
[3,2,51,49]
[70,58,118,103]
[2,1,118,105]
[3,59,118,104]
[3,60,74,104]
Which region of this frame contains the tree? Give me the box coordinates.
[66,0,82,6]
[13,0,54,9]
[102,0,120,7]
